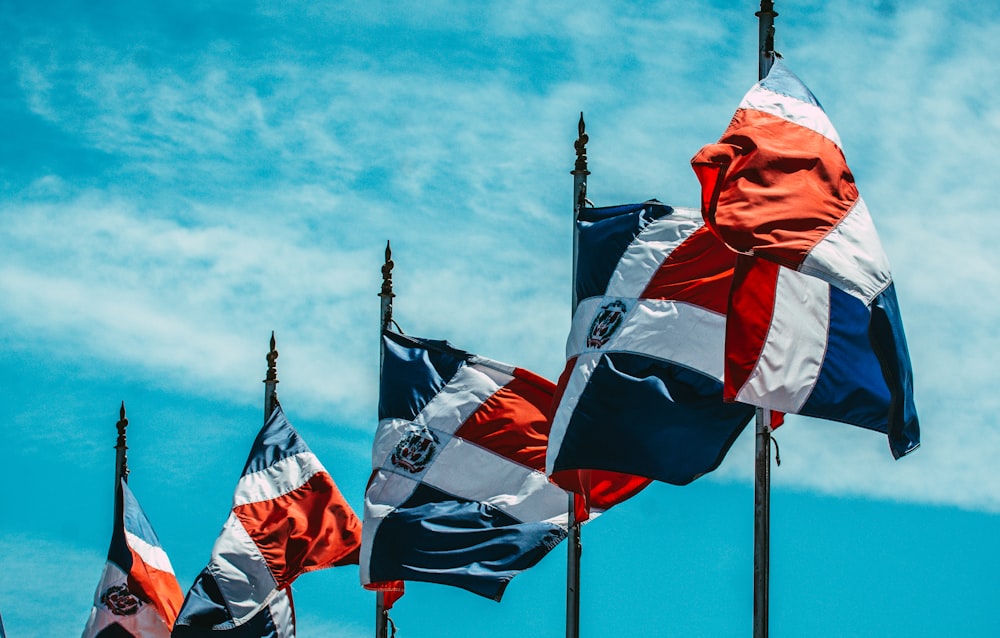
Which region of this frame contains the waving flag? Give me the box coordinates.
[546,202,756,486]
[83,480,184,638]
[691,59,919,458]
[362,331,644,601]
[691,58,890,304]
[172,405,362,636]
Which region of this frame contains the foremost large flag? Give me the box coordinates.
[362,331,646,601]
[83,480,184,638]
[691,58,919,458]
[546,202,757,486]
[172,405,362,636]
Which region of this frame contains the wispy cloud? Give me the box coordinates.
[2,0,999,515]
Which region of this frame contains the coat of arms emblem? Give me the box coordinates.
[101,583,142,616]
[587,299,628,348]
[391,425,440,473]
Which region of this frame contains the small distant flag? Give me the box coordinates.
[691,59,918,457]
[363,331,644,601]
[172,405,362,636]
[83,480,184,638]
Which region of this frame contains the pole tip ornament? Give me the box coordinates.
[116,401,128,446]
[380,241,395,297]
[572,112,590,176]
[115,401,129,481]
[379,240,396,331]
[264,331,279,386]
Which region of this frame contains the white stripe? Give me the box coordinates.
[232,452,324,506]
[740,83,842,148]
[370,365,508,474]
[370,409,570,524]
[568,297,726,381]
[801,197,892,305]
[604,207,703,298]
[125,529,176,575]
[734,267,830,412]
[264,588,295,637]
[423,437,570,526]
[545,352,602,476]
[208,512,278,620]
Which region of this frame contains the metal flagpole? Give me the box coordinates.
[566,112,590,638]
[375,240,395,638]
[114,402,130,523]
[753,4,777,638]
[264,331,279,423]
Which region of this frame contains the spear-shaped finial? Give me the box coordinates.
[379,240,395,332]
[115,401,129,484]
[572,112,590,176]
[263,331,279,421]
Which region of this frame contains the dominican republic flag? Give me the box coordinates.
[83,480,184,638]
[172,405,362,637]
[362,331,645,601]
[691,58,919,458]
[546,202,758,486]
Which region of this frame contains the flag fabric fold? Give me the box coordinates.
[691,58,919,458]
[362,331,640,601]
[172,405,362,637]
[546,202,756,486]
[690,58,890,305]
[83,480,184,638]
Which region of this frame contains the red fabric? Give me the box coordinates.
[233,472,362,588]
[641,224,736,315]
[126,548,184,628]
[692,108,858,269]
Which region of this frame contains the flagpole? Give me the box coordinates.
[375,240,395,638]
[113,402,129,524]
[264,331,279,422]
[566,112,589,638]
[753,4,777,638]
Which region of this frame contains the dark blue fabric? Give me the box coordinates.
[368,484,567,601]
[106,480,132,574]
[799,284,919,458]
[379,331,467,421]
[869,283,920,458]
[801,285,892,432]
[95,624,135,637]
[241,405,310,476]
[576,201,673,305]
[172,569,232,629]
[171,598,279,637]
[552,353,754,485]
[121,480,163,549]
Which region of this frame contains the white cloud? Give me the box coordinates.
[3,0,999,514]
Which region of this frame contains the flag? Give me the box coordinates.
[691,59,919,458]
[691,57,890,304]
[546,202,758,486]
[83,480,184,638]
[172,405,362,636]
[362,331,643,601]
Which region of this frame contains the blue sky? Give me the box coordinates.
[2,0,999,636]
